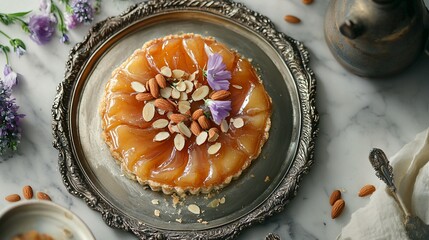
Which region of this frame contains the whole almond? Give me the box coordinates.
[358,184,376,197]
[155,74,167,89]
[5,194,21,202]
[23,185,33,200]
[169,113,188,123]
[154,99,175,112]
[198,115,210,130]
[192,109,204,120]
[149,78,159,98]
[331,199,345,219]
[284,15,301,24]
[37,192,51,201]
[329,190,341,206]
[302,0,314,4]
[211,90,231,100]
[208,128,219,142]
[190,121,202,136]
[135,92,154,101]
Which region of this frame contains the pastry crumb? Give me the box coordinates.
[264,176,270,182]
[154,209,160,217]
[188,204,201,214]
[151,199,160,205]
[175,218,182,223]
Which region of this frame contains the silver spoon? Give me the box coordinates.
[369,148,429,240]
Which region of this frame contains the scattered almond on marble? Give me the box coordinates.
[302,0,314,5]
[331,199,345,219]
[23,185,33,200]
[329,190,341,206]
[284,15,301,24]
[5,194,21,202]
[358,184,376,197]
[37,192,51,201]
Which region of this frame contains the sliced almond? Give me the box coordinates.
[179,92,188,101]
[177,122,192,138]
[178,101,191,114]
[160,66,172,77]
[152,119,169,129]
[232,84,242,90]
[142,103,155,122]
[169,113,188,123]
[192,86,209,101]
[184,80,194,93]
[190,121,202,136]
[192,109,204,120]
[168,123,178,134]
[176,81,187,92]
[154,99,175,112]
[154,131,170,142]
[208,142,222,155]
[187,204,201,215]
[232,117,244,128]
[208,128,219,142]
[155,74,167,89]
[157,109,166,115]
[172,69,185,79]
[189,70,198,81]
[220,119,229,133]
[196,131,208,145]
[174,134,186,151]
[198,115,210,130]
[136,92,154,101]
[149,78,159,98]
[171,88,181,99]
[160,87,172,98]
[131,81,146,92]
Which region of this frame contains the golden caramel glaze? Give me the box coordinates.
[100,34,272,194]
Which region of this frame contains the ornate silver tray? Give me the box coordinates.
[52,0,318,239]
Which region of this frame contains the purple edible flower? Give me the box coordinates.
[206,100,232,125]
[39,0,51,13]
[15,46,26,57]
[206,53,231,91]
[3,65,18,89]
[0,81,24,156]
[71,0,94,24]
[65,14,79,29]
[60,33,69,44]
[28,14,56,45]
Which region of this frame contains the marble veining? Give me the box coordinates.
[0,0,428,239]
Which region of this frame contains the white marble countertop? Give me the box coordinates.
[0,0,428,239]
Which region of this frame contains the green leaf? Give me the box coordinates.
[0,45,10,53]
[0,14,13,25]
[21,23,30,34]
[10,39,26,50]
[8,11,32,18]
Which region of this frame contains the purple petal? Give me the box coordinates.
[28,14,56,45]
[15,46,26,57]
[3,65,18,89]
[207,100,231,125]
[206,53,231,91]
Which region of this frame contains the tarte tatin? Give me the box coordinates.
[100,34,272,194]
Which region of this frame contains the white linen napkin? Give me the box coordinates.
[339,128,429,240]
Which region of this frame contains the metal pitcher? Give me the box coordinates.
[325,0,429,78]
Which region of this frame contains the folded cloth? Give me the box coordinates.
[339,128,429,240]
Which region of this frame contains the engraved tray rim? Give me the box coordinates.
[51,0,319,239]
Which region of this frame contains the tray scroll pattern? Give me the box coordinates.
[52,0,318,239]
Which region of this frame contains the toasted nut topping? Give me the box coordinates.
[220,119,229,133]
[196,131,208,145]
[155,74,167,89]
[208,142,222,155]
[232,84,242,89]
[174,134,186,151]
[192,109,204,120]
[210,90,231,100]
[176,81,187,92]
[171,88,181,99]
[178,101,191,115]
[160,86,172,98]
[160,66,172,77]
[198,115,210,130]
[179,92,188,101]
[190,121,202,136]
[154,99,175,112]
[192,86,209,101]
[136,92,154,101]
[142,103,155,122]
[177,122,192,138]
[208,128,219,142]
[169,113,188,123]
[152,119,169,129]
[149,78,159,98]
[232,117,244,128]
[172,69,185,79]
[131,81,146,92]
[184,80,194,93]
[154,132,170,142]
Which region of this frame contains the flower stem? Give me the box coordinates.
[0,30,11,39]
[50,0,67,34]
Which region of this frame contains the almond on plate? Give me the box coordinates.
[331,199,345,219]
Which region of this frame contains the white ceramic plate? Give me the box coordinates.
[0,200,94,240]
